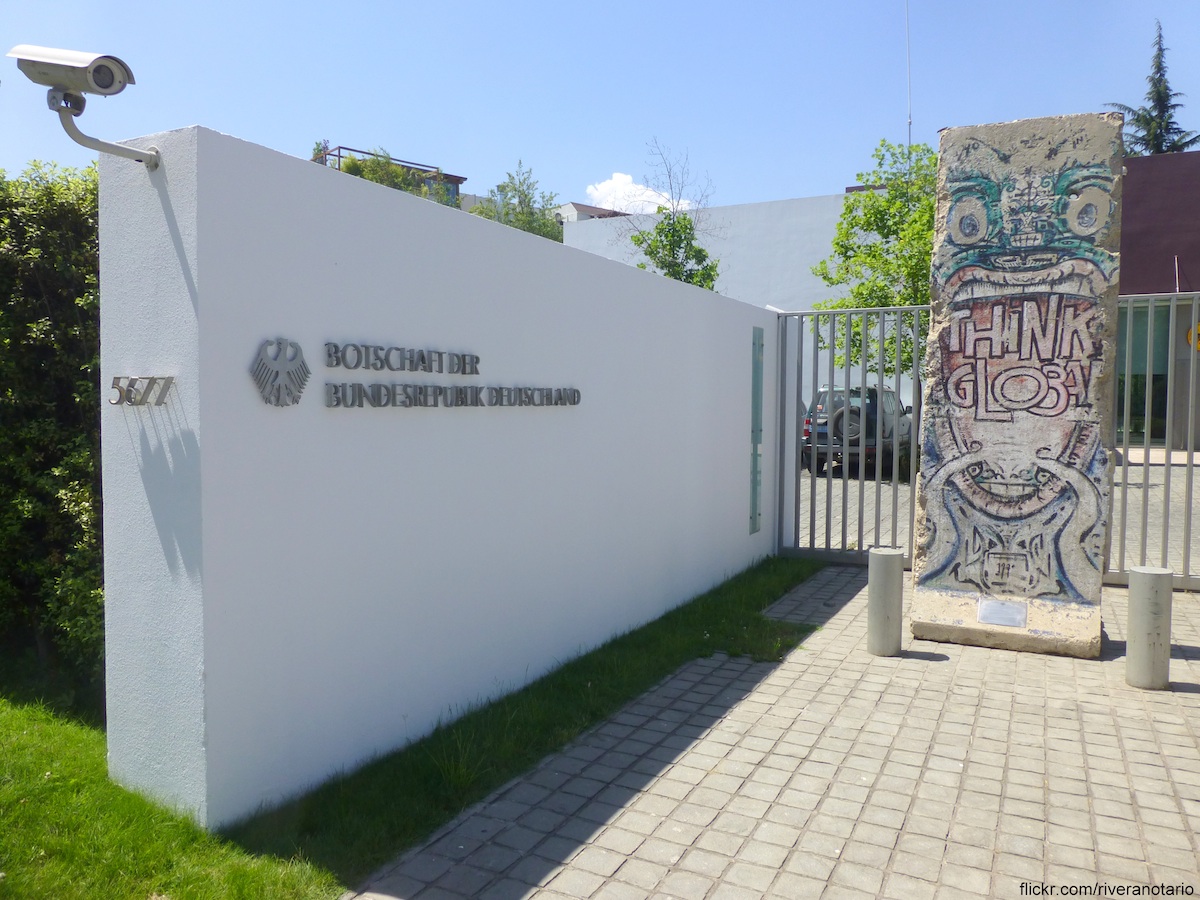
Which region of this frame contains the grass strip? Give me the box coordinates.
[0,701,342,900]
[0,555,821,897]
[224,555,821,884]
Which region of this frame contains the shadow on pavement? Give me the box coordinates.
[356,653,794,898]
[353,570,869,899]
[901,650,950,662]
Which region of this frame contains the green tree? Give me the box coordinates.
[811,139,936,374]
[313,142,458,207]
[631,209,719,290]
[627,139,719,290]
[1109,21,1200,155]
[342,151,456,206]
[470,161,562,241]
[0,162,104,679]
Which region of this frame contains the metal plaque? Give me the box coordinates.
[977,598,1028,628]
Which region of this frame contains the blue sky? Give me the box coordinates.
[3,1,1199,208]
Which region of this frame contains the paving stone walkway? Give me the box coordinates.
[351,567,1200,899]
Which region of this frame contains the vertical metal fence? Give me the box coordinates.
[777,294,1200,591]
[1111,294,1200,589]
[775,305,926,566]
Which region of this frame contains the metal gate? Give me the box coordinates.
[776,294,1200,591]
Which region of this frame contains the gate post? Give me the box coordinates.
[868,547,904,656]
[1127,566,1173,690]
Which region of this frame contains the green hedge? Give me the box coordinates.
[0,163,103,682]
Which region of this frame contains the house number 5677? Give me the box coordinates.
[109,376,174,406]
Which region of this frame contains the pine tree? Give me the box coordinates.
[1110,21,1200,155]
[470,161,563,242]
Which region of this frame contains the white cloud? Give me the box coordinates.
[584,172,691,215]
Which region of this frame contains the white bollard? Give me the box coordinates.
[1127,566,1173,690]
[868,547,904,657]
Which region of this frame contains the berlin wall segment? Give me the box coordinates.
[100,127,777,829]
[911,114,1123,658]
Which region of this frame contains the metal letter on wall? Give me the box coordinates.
[751,327,764,534]
[109,376,175,406]
[910,114,1123,658]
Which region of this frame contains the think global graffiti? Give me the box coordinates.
[911,113,1123,656]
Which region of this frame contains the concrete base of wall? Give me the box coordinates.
[910,588,1102,658]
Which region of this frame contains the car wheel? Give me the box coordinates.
[831,406,862,445]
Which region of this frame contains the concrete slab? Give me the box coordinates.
[912,114,1126,656]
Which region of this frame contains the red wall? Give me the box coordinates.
[1121,151,1200,294]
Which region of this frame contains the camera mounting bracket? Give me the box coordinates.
[48,88,159,170]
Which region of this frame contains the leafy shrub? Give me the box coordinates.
[0,163,103,680]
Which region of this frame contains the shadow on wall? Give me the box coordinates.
[153,175,199,313]
[129,402,201,577]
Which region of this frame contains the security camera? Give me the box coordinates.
[7,43,158,170]
[7,44,134,97]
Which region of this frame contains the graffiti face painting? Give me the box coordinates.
[918,117,1121,603]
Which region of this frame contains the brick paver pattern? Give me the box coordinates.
[352,568,1200,899]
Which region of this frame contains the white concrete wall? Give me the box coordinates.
[100,127,779,829]
[566,197,852,551]
[100,127,208,822]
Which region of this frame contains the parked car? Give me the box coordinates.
[801,385,913,475]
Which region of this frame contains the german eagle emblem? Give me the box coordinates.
[250,338,311,407]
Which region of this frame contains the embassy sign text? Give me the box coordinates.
[324,342,581,409]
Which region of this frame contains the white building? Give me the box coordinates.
[553,201,630,225]
[563,194,849,312]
